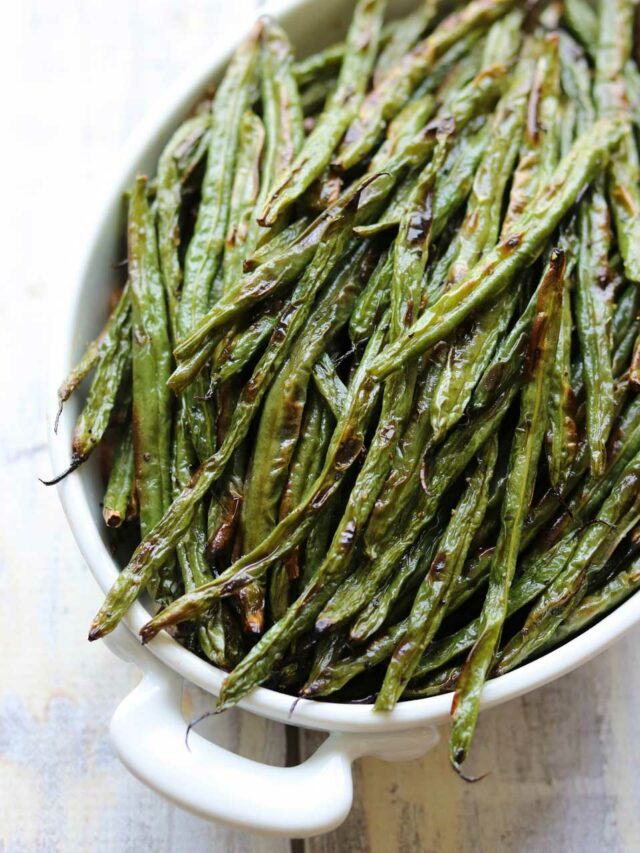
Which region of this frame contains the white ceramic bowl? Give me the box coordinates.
[49,0,640,837]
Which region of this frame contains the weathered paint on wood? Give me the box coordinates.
[2,1,640,850]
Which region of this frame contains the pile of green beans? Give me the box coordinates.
[48,0,640,774]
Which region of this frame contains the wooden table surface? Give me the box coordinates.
[3,1,640,850]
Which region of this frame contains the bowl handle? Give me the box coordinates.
[103,627,439,837]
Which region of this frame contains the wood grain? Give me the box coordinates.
[2,1,640,850]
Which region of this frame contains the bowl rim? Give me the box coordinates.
[49,0,640,734]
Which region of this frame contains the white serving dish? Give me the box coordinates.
[49,0,640,837]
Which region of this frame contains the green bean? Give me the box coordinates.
[136,317,388,646]
[361,16,518,236]
[217,357,419,705]
[575,189,615,476]
[43,292,132,485]
[102,425,135,529]
[173,105,212,175]
[301,438,344,585]
[128,178,173,538]
[260,20,304,196]
[258,0,386,226]
[527,394,640,557]
[55,338,101,427]
[594,0,640,283]
[561,37,614,477]
[89,200,366,642]
[241,243,367,545]
[502,44,557,225]
[384,80,500,300]
[159,114,226,627]
[403,664,461,698]
[449,249,564,772]
[222,111,265,293]
[312,352,348,420]
[205,399,251,639]
[253,20,305,252]
[205,381,246,565]
[563,9,640,127]
[480,6,522,65]
[301,167,344,215]
[156,113,211,327]
[336,514,445,641]
[363,170,420,238]
[373,1,439,86]
[367,507,494,647]
[368,117,625,380]
[624,61,640,130]
[430,35,485,106]
[469,290,535,411]
[357,97,462,578]
[335,0,518,171]
[78,2,640,758]
[206,477,243,563]
[54,287,131,434]
[180,25,261,323]
[374,437,497,708]
[172,186,374,370]
[245,244,419,638]
[547,264,579,489]
[126,178,175,604]
[497,453,640,674]
[544,90,580,490]
[476,322,640,550]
